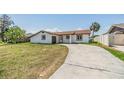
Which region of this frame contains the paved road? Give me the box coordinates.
[50,44,124,79]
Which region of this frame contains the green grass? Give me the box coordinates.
[0,40,5,46]
[0,43,68,79]
[85,42,124,61]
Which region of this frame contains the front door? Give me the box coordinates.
[52,36,56,44]
[59,36,63,43]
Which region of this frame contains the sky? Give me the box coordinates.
[2,14,124,35]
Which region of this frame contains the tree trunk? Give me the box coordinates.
[1,32,4,42]
[92,31,94,37]
[90,30,94,43]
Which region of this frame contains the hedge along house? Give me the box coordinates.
[94,23,124,46]
[30,29,91,44]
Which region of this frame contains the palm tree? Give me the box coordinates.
[90,22,100,38]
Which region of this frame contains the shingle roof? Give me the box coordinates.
[53,30,91,35]
[29,29,91,38]
[112,23,124,28]
[29,30,54,38]
[107,23,124,33]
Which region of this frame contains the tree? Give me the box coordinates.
[4,26,25,43]
[90,22,100,37]
[0,14,14,42]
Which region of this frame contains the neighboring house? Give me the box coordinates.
[108,24,124,46]
[30,30,91,44]
[94,23,124,46]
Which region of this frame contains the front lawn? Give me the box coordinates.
[0,43,68,79]
[86,42,124,62]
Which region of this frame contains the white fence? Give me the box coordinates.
[94,34,110,46]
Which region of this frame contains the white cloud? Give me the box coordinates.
[43,28,61,32]
[76,28,83,30]
[26,27,62,34]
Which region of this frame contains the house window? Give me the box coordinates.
[41,35,46,40]
[76,34,82,40]
[66,35,70,39]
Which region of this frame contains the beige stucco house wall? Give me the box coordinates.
[94,23,124,46]
[112,34,124,45]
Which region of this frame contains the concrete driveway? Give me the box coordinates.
[113,45,124,52]
[50,44,124,79]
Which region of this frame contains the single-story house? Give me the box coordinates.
[94,23,124,46]
[108,24,124,46]
[30,29,91,44]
